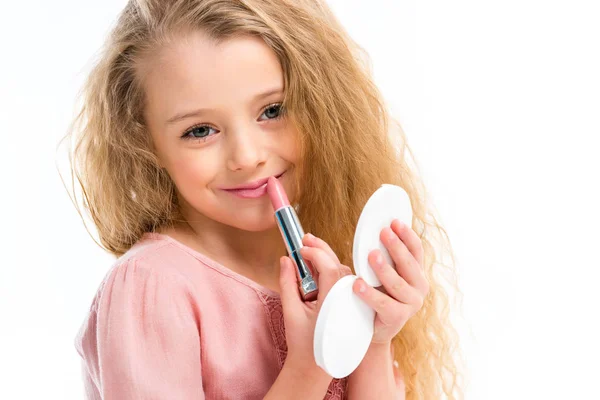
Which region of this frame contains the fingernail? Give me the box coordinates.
[385,227,396,242]
[375,253,384,266]
[393,360,399,368]
[396,220,405,229]
[357,280,367,293]
[306,233,315,240]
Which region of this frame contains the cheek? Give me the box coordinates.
[277,128,301,164]
[168,152,217,193]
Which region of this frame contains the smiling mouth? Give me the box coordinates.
[225,171,286,191]
[221,171,286,199]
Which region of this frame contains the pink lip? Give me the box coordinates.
[222,171,286,191]
[222,171,286,200]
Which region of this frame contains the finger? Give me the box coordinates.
[352,278,410,328]
[368,250,424,306]
[302,233,341,265]
[391,219,424,268]
[302,234,353,277]
[279,256,303,315]
[381,225,429,295]
[300,246,345,305]
[340,264,354,276]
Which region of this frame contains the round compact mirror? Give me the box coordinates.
[313,184,413,378]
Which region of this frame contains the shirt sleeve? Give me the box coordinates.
[95,257,204,399]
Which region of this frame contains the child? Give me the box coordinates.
[64,0,462,398]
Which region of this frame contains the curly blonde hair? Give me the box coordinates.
[58,0,465,398]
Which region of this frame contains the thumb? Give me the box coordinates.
[279,256,302,315]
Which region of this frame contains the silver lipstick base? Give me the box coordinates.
[300,276,318,302]
[291,249,318,301]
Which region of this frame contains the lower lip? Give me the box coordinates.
[224,172,285,199]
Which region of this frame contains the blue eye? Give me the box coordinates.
[259,103,285,121]
[180,124,216,141]
[180,102,285,142]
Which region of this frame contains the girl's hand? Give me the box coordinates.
[278,233,352,380]
[352,219,429,344]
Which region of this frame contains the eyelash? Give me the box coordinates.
[180,102,285,142]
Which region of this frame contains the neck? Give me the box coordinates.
[168,205,288,289]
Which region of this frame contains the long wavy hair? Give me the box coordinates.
[58,0,465,398]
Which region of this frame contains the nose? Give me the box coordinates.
[225,126,267,172]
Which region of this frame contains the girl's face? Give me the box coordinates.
[142,31,300,232]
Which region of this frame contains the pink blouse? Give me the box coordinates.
[74,232,348,399]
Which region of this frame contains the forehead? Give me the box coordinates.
[141,31,285,123]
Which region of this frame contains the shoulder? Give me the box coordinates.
[91,233,198,308]
[107,232,198,281]
[75,233,201,358]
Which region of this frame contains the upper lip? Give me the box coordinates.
[223,171,285,190]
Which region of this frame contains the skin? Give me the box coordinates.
[141,31,300,291]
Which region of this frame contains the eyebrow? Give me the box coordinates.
[165,87,284,126]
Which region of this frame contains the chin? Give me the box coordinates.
[218,209,279,233]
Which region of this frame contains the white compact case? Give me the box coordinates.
[313,184,413,378]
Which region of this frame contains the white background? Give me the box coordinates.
[1,0,598,398]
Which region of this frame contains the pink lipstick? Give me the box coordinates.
[267,176,318,302]
[223,172,285,199]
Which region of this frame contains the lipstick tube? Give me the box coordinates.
[267,176,319,302]
[274,206,319,301]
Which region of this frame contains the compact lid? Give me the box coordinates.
[313,274,375,378]
[313,184,413,378]
[352,184,413,287]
